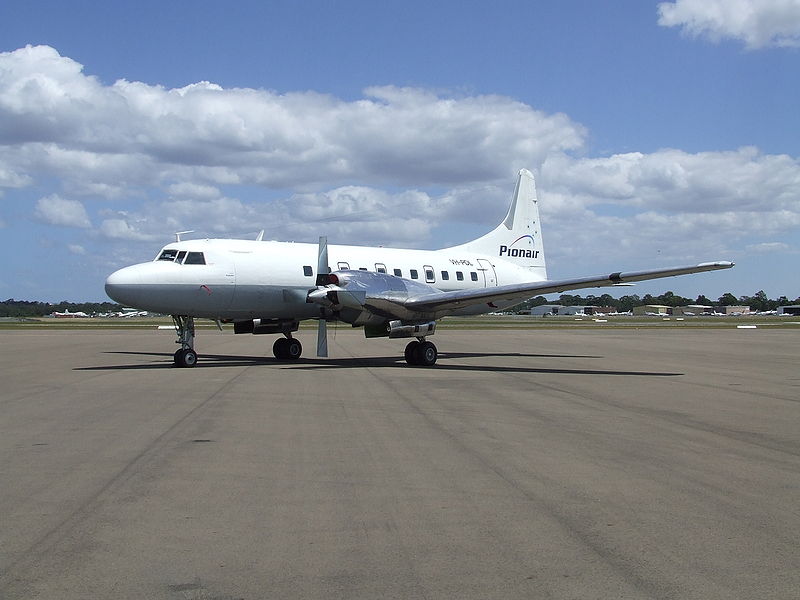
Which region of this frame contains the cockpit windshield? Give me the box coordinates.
[184,252,205,265]
[155,249,205,264]
[157,249,179,261]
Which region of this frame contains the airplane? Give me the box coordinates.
[104,169,734,367]
[51,309,89,318]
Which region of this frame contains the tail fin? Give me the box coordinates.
[447,169,547,280]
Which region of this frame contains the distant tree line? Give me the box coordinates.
[2,291,798,318]
[0,299,122,317]
[514,290,800,313]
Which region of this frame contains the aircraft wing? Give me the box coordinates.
[403,261,734,314]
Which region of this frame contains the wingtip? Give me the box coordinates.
[698,261,735,269]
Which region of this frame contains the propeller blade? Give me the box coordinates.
[317,235,329,280]
[316,236,329,357]
[317,318,328,357]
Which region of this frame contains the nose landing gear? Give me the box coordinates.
[172,315,198,368]
[174,347,198,367]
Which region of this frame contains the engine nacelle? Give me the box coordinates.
[387,320,436,339]
[308,269,442,326]
[233,319,299,335]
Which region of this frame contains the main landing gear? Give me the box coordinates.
[404,338,438,366]
[170,315,435,367]
[172,315,198,368]
[273,335,302,361]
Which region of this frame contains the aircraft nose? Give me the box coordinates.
[105,265,142,305]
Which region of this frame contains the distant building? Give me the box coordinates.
[527,305,564,316]
[633,304,670,315]
[561,306,595,315]
[558,305,617,315]
[719,306,751,315]
[778,305,800,316]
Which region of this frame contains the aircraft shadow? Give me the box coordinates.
[76,351,270,371]
[290,356,681,377]
[75,350,681,377]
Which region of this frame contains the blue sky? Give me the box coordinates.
[1,0,798,302]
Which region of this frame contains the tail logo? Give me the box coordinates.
[510,234,534,246]
[499,234,539,259]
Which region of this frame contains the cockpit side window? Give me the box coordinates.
[176,250,187,263]
[157,249,179,261]
[184,252,206,265]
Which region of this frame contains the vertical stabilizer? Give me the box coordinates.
[446,169,546,279]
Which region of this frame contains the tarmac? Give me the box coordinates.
[0,327,798,599]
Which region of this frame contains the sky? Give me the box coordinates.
[0,0,798,303]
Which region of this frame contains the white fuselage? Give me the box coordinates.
[105,238,543,320]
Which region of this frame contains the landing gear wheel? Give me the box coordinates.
[286,338,302,360]
[174,348,198,368]
[405,340,437,366]
[273,338,288,359]
[417,341,438,366]
[273,338,302,361]
[404,341,420,365]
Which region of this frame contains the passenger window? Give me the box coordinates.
[303,266,313,277]
[359,267,367,271]
[456,271,464,281]
[176,251,187,263]
[337,262,350,270]
[470,272,478,281]
[441,271,449,281]
[424,267,435,283]
[184,252,206,265]
[410,269,419,279]
[157,249,178,261]
[376,263,387,273]
[393,269,402,277]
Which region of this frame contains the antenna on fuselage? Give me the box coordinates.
[174,230,194,242]
[255,230,264,241]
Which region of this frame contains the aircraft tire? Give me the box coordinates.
[417,341,438,366]
[273,338,288,360]
[175,348,198,368]
[286,338,302,360]
[404,341,420,365]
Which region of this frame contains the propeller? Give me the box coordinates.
[316,236,329,357]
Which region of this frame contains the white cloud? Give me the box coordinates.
[542,147,800,212]
[167,182,221,199]
[746,241,791,253]
[99,218,161,241]
[0,45,585,196]
[33,194,91,228]
[2,44,799,285]
[68,243,86,255]
[0,164,31,188]
[89,142,800,264]
[658,0,800,49]
[538,147,800,265]
[94,188,441,248]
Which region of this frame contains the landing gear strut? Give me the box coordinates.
[172,315,197,368]
[273,335,302,361]
[404,338,438,366]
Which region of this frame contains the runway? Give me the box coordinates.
[1,327,798,599]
